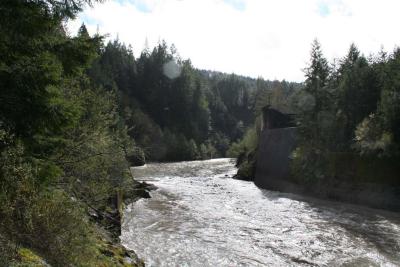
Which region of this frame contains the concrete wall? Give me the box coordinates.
[254,127,298,191]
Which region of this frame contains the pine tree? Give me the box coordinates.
[336,44,380,149]
[299,39,330,147]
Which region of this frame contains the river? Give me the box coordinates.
[121,158,400,267]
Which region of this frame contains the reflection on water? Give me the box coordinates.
[121,159,400,267]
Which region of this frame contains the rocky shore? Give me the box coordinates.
[13,180,155,267]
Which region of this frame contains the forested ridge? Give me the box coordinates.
[0,0,299,265]
[88,39,301,162]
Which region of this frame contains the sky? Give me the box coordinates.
[68,0,400,82]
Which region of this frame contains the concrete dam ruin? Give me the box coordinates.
[254,107,298,191]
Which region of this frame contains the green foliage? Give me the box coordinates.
[297,40,331,149]
[89,40,209,160]
[254,79,300,116]
[354,114,392,155]
[13,247,47,267]
[228,127,259,180]
[54,85,134,210]
[227,127,258,158]
[198,142,217,160]
[0,1,143,265]
[354,49,400,156]
[0,1,101,145]
[236,159,256,180]
[20,191,98,266]
[293,40,400,185]
[333,44,380,150]
[292,40,346,182]
[0,139,95,266]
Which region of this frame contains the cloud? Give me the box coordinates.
[67,0,400,82]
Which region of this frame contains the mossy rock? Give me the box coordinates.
[11,248,48,267]
[126,149,146,166]
[97,240,145,267]
[235,159,256,181]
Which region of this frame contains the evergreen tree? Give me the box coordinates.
[335,44,380,149]
[298,39,330,149]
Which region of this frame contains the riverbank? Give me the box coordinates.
[9,179,155,267]
[254,172,400,212]
[253,130,400,211]
[238,159,400,212]
[90,179,156,267]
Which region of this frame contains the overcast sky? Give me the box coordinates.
[68,0,400,82]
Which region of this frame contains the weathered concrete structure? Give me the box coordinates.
[254,107,298,191]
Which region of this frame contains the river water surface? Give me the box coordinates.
[121,158,400,267]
